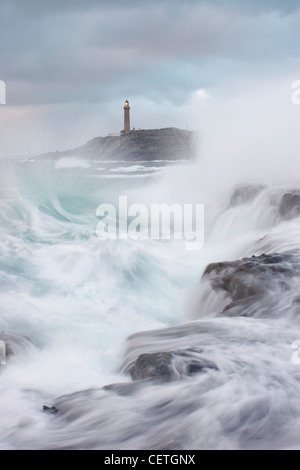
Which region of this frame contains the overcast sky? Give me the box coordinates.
[0,0,299,156]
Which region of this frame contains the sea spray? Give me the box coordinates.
[0,158,300,449]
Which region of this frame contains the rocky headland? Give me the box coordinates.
[37,128,199,162]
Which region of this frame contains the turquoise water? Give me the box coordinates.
[0,157,300,449]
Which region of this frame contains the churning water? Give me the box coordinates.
[0,154,300,450]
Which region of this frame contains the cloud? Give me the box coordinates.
[4,0,300,16]
[1,1,299,106]
[0,0,299,155]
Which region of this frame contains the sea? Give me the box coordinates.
[0,152,300,450]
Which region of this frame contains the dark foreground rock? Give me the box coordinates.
[229,186,300,223]
[128,350,218,382]
[230,184,267,207]
[37,128,199,162]
[43,347,219,414]
[279,193,300,220]
[203,251,300,317]
[43,405,60,415]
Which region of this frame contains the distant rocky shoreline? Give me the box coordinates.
[36,128,199,162]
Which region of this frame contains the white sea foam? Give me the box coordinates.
[54,157,91,170]
[0,147,300,450]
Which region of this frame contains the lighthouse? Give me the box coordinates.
[124,100,130,133]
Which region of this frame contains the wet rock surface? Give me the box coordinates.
[279,193,300,219]
[203,251,300,317]
[43,405,60,415]
[128,350,218,382]
[230,184,267,207]
[43,347,219,415]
